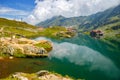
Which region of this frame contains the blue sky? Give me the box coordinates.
[0,0,120,25]
[0,0,35,20]
[0,0,35,11]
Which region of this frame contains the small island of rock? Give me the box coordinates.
[0,37,52,58]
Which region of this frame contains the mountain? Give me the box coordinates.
[79,4,120,30]
[36,15,87,27]
[36,4,120,30]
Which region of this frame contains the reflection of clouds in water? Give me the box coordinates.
[49,42,120,79]
[34,37,52,41]
[34,37,120,79]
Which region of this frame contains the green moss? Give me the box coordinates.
[13,49,26,58]
[34,42,52,52]
[1,75,18,80]
[0,53,9,57]
[37,26,67,39]
[115,34,120,38]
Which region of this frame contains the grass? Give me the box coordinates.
[34,41,52,52]
[97,21,120,42]
[109,16,120,22]
[0,18,40,38]
[0,18,36,29]
[1,76,18,80]
[0,18,68,39]
[13,49,26,58]
[37,26,67,39]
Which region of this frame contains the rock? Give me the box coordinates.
[34,40,53,52]
[3,70,74,80]
[1,44,14,56]
[56,31,75,38]
[9,56,14,59]
[37,48,47,54]
[36,70,74,80]
[12,72,28,80]
[0,57,4,60]
[36,70,49,76]
[0,37,53,58]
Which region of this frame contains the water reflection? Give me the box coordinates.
[0,35,120,80]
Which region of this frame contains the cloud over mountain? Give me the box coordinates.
[25,0,120,25]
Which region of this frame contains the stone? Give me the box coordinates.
[0,37,53,58]
[9,56,14,59]
[36,70,49,76]
[12,72,28,80]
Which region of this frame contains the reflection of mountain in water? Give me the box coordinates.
[50,42,120,79]
[1,35,120,80]
[50,34,120,68]
[35,35,120,80]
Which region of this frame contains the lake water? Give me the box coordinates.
[0,34,120,80]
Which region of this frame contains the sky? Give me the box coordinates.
[0,0,35,20]
[0,0,120,25]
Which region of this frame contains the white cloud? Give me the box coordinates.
[0,7,29,16]
[26,0,120,25]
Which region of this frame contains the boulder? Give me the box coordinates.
[36,70,49,76]
[12,72,28,80]
[3,70,74,80]
[0,37,53,58]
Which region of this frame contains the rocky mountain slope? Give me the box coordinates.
[37,4,120,31]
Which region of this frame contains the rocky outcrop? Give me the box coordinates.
[4,70,73,80]
[0,37,52,58]
[56,31,76,38]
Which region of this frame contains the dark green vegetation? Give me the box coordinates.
[37,4,120,42]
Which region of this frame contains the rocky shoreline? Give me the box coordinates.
[2,70,74,80]
[0,37,53,58]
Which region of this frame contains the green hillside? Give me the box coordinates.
[79,4,120,30]
[36,15,86,27]
[0,18,40,38]
[0,18,69,39]
[97,20,120,42]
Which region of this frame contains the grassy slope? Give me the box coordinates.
[0,18,40,38]
[38,26,67,39]
[0,18,67,39]
[97,16,120,42]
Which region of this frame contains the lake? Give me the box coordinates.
[0,34,120,80]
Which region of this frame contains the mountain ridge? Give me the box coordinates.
[36,4,120,31]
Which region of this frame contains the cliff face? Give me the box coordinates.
[0,37,53,58]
